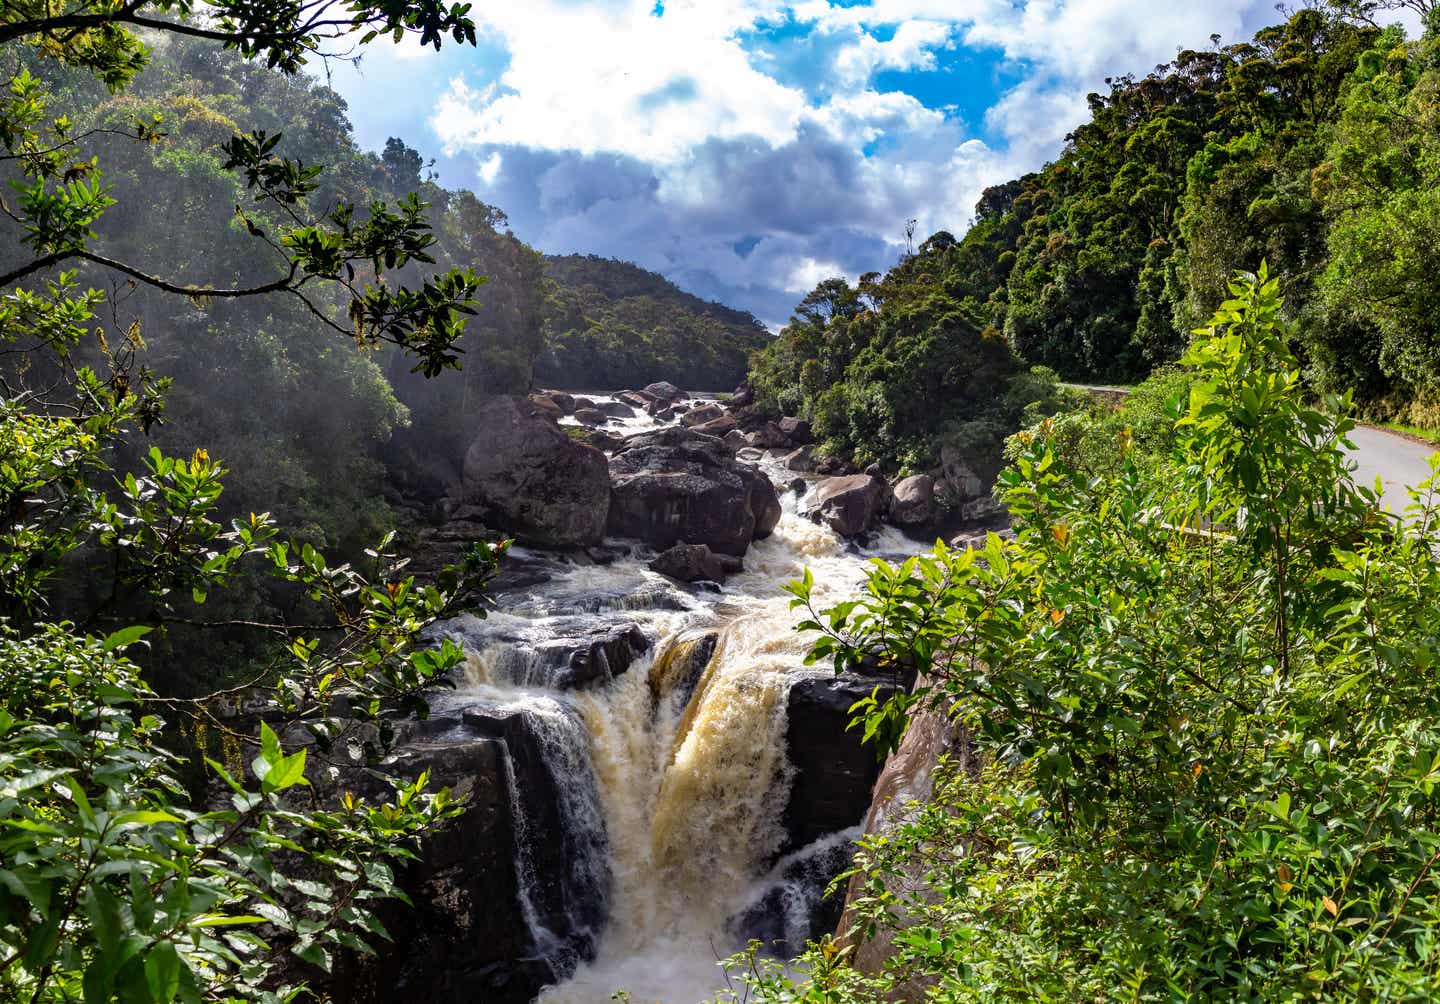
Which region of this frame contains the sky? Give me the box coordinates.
[317,1,1424,327]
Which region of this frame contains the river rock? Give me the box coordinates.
[530,392,569,417]
[730,383,755,408]
[643,381,686,403]
[816,455,857,477]
[599,400,635,419]
[800,474,886,537]
[573,408,607,427]
[780,674,901,856]
[459,396,611,548]
[746,422,790,449]
[571,396,597,412]
[693,414,739,437]
[648,542,743,584]
[781,446,814,472]
[545,390,576,414]
[617,390,655,409]
[647,630,720,711]
[608,427,781,556]
[939,446,986,501]
[888,474,935,527]
[680,402,725,428]
[778,417,812,445]
[723,429,748,451]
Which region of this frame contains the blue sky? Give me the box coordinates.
[317,1,1421,327]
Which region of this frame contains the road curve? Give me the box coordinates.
[1066,384,1437,515]
[1345,426,1437,516]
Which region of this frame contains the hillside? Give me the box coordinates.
[538,254,771,390]
[755,7,1440,469]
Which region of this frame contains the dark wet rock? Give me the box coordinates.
[648,543,743,583]
[607,427,781,556]
[584,543,632,566]
[324,737,561,1004]
[599,400,635,419]
[643,380,686,403]
[723,429,749,451]
[787,477,807,494]
[583,429,626,453]
[554,623,651,689]
[571,396,598,412]
[816,455,857,477]
[457,706,610,973]
[778,417,812,445]
[888,474,935,527]
[573,408,607,427]
[780,674,902,857]
[728,831,859,957]
[730,383,755,408]
[617,390,656,409]
[458,396,611,548]
[800,475,886,537]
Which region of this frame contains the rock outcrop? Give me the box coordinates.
[888,474,936,527]
[780,673,902,856]
[643,380,686,403]
[800,474,886,537]
[607,427,781,556]
[459,396,611,548]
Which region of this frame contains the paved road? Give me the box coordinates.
[1068,384,1437,515]
[1346,426,1438,516]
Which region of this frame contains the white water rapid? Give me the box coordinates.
[435,395,929,1003]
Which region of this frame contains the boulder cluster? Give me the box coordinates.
[434,380,1003,575]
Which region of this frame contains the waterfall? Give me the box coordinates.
[435,402,929,1003]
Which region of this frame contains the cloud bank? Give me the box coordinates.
[334,0,1375,325]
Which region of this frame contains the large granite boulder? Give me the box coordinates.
[599,400,635,419]
[644,381,686,403]
[573,408,607,427]
[692,414,739,438]
[648,543,743,583]
[888,474,936,527]
[680,403,726,428]
[460,396,611,548]
[939,445,986,501]
[608,427,781,556]
[746,422,790,449]
[778,417,812,445]
[800,474,886,537]
[527,393,565,419]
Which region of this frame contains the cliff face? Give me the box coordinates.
[835,702,975,1000]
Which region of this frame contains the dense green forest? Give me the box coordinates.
[539,254,769,390]
[0,33,758,554]
[754,3,1440,472]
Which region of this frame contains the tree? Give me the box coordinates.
[0,2,507,999]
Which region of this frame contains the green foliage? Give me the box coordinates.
[760,270,1440,999]
[0,623,460,1002]
[749,243,1074,477]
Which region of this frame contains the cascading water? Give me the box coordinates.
[434,394,929,1003]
